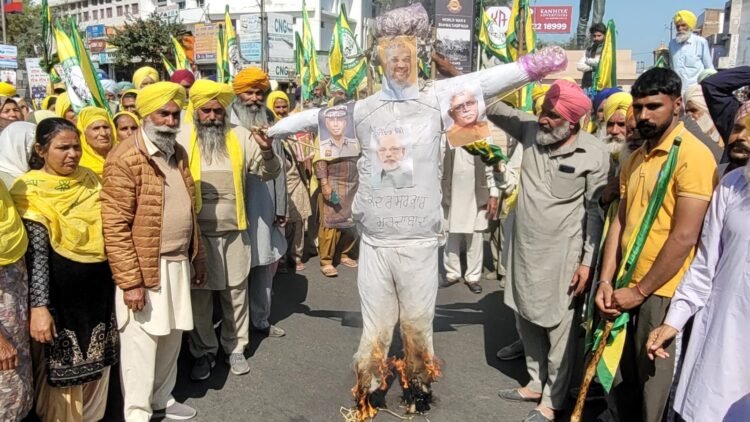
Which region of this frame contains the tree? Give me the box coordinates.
[537,36,577,50]
[108,12,187,74]
[6,0,44,69]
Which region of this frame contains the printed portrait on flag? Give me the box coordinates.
[378,36,419,101]
[439,79,492,148]
[370,125,415,190]
[317,103,359,159]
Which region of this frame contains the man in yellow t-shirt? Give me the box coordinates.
[595,68,718,422]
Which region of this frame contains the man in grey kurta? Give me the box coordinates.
[490,80,609,421]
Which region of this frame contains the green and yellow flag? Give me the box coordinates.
[593,137,683,391]
[593,20,617,93]
[223,5,241,81]
[68,18,109,113]
[171,35,190,70]
[477,0,509,62]
[301,0,322,101]
[53,24,93,112]
[329,4,366,98]
[216,25,227,84]
[504,0,536,111]
[162,54,176,77]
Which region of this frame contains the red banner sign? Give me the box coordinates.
[88,39,106,53]
[531,6,573,34]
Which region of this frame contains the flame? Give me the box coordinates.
[351,384,378,422]
[351,343,391,422]
[390,357,410,389]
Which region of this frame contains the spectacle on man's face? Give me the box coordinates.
[386,47,412,85]
[325,115,347,137]
[449,93,479,127]
[377,134,405,171]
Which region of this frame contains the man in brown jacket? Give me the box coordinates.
[102,82,207,422]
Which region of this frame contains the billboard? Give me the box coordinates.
[434,0,475,76]
[237,14,262,63]
[531,6,573,34]
[266,13,294,62]
[0,44,17,69]
[194,23,219,64]
[25,58,49,109]
[86,24,106,40]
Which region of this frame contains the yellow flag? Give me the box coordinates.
[53,25,94,113]
[171,36,190,70]
[329,4,366,97]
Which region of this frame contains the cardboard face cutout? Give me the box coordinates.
[378,36,419,101]
[439,79,492,148]
[370,124,415,190]
[317,102,359,160]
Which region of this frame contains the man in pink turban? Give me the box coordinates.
[170,69,196,97]
[488,79,609,421]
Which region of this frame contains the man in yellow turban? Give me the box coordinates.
[670,9,714,91]
[0,81,16,97]
[132,66,160,89]
[178,79,280,381]
[600,92,633,166]
[101,80,205,421]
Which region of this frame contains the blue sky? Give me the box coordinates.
[535,0,727,65]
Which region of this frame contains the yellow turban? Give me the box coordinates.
[532,84,550,115]
[42,95,57,111]
[55,92,72,118]
[76,106,116,176]
[232,66,269,94]
[603,92,633,123]
[132,66,160,89]
[266,90,290,120]
[0,82,16,97]
[190,80,234,109]
[136,81,186,118]
[674,10,697,29]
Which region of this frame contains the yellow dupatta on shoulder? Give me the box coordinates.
[0,181,28,266]
[188,127,247,230]
[10,167,106,263]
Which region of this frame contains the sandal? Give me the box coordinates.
[340,257,358,268]
[320,265,338,277]
[497,388,540,403]
[295,261,305,271]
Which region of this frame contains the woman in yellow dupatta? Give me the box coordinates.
[76,106,116,177]
[10,117,117,422]
[113,110,140,144]
[0,177,32,421]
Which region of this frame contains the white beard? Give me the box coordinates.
[195,114,229,164]
[232,99,270,130]
[676,31,691,44]
[143,118,179,157]
[536,124,572,146]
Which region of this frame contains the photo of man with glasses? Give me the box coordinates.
[445,88,491,148]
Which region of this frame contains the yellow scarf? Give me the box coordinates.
[0,181,27,266]
[188,126,247,230]
[77,107,116,177]
[10,167,107,263]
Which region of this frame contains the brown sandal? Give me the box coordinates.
[320,265,338,277]
[340,257,358,268]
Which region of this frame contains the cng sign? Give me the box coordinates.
[267,13,294,62]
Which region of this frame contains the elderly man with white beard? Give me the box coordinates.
[178,80,281,381]
[230,67,289,338]
[489,79,609,422]
[102,82,207,421]
[668,10,713,92]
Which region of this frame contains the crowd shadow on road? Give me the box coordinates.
[172,271,311,405]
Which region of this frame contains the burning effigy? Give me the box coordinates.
[267,3,568,420]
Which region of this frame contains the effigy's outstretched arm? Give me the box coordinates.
[266,107,320,139]
[435,46,568,100]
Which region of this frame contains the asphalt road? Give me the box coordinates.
[168,258,536,422]
[27,243,605,422]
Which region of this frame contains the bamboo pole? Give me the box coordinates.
[570,321,613,422]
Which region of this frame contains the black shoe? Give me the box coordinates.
[466,282,482,294]
[439,277,460,288]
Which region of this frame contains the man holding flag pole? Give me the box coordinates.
[588,68,717,422]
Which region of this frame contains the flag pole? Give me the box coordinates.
[570,321,614,422]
